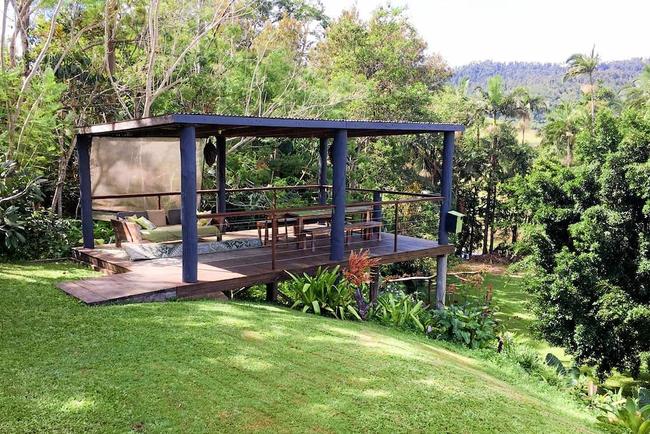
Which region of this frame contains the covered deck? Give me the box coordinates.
[63,114,463,306]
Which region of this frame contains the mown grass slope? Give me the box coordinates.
[0,263,603,433]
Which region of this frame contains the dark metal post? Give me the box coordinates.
[266,281,278,302]
[438,131,455,245]
[330,129,347,261]
[180,126,198,283]
[216,135,227,214]
[318,137,328,205]
[436,131,455,309]
[77,134,94,249]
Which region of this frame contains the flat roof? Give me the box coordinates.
[78,113,464,139]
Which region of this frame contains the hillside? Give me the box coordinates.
[0,263,603,433]
[452,59,648,106]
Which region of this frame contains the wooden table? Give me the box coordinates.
[286,206,372,249]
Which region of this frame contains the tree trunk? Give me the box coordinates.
[589,73,595,135]
[482,187,490,255]
[1,0,8,71]
[104,0,118,76]
[511,224,518,244]
[51,136,77,216]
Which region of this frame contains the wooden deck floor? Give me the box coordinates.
[59,232,454,305]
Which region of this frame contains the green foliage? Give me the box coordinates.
[1,210,81,261]
[597,389,650,434]
[0,160,44,250]
[431,302,498,349]
[285,266,361,320]
[518,105,650,378]
[372,291,428,332]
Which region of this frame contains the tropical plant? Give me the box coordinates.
[474,75,518,254]
[597,388,650,434]
[285,266,361,320]
[624,64,650,109]
[343,249,380,319]
[542,101,585,165]
[0,160,44,250]
[512,87,546,144]
[564,46,600,127]
[372,291,429,332]
[431,302,498,349]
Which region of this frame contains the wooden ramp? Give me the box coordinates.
[59,233,454,305]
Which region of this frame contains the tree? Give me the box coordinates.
[517,107,650,378]
[474,75,517,254]
[624,64,650,109]
[512,87,546,144]
[542,101,585,166]
[564,46,599,130]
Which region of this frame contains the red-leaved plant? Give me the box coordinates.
[343,250,380,320]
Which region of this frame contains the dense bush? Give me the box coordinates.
[1,210,81,260]
[372,291,429,332]
[430,302,498,349]
[513,108,650,378]
[284,266,361,320]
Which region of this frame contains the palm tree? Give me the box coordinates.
[624,64,650,109]
[542,101,583,166]
[564,46,600,128]
[512,87,546,144]
[474,75,516,254]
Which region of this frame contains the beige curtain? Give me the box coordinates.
[90,137,204,212]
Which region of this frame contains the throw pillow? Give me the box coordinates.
[146,209,167,227]
[135,216,157,230]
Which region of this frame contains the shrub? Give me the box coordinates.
[430,302,498,349]
[2,210,81,260]
[285,266,361,320]
[372,291,430,332]
[597,388,650,433]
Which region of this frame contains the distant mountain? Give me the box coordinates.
[451,59,648,106]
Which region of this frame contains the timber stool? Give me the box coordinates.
[344,221,383,245]
[303,225,331,252]
[256,217,297,245]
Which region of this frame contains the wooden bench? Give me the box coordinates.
[256,217,297,245]
[345,221,382,244]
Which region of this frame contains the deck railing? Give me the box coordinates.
[92,186,444,270]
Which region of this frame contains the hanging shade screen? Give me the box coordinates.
[90,137,204,212]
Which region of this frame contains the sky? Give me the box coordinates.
[322,0,650,66]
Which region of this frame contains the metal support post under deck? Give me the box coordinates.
[266,281,278,302]
[180,126,198,283]
[77,135,94,249]
[330,130,347,261]
[318,137,328,205]
[436,131,455,309]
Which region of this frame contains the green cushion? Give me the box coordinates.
[140,224,220,243]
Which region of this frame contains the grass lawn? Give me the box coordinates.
[0,262,603,433]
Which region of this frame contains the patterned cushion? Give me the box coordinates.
[123,238,262,261]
